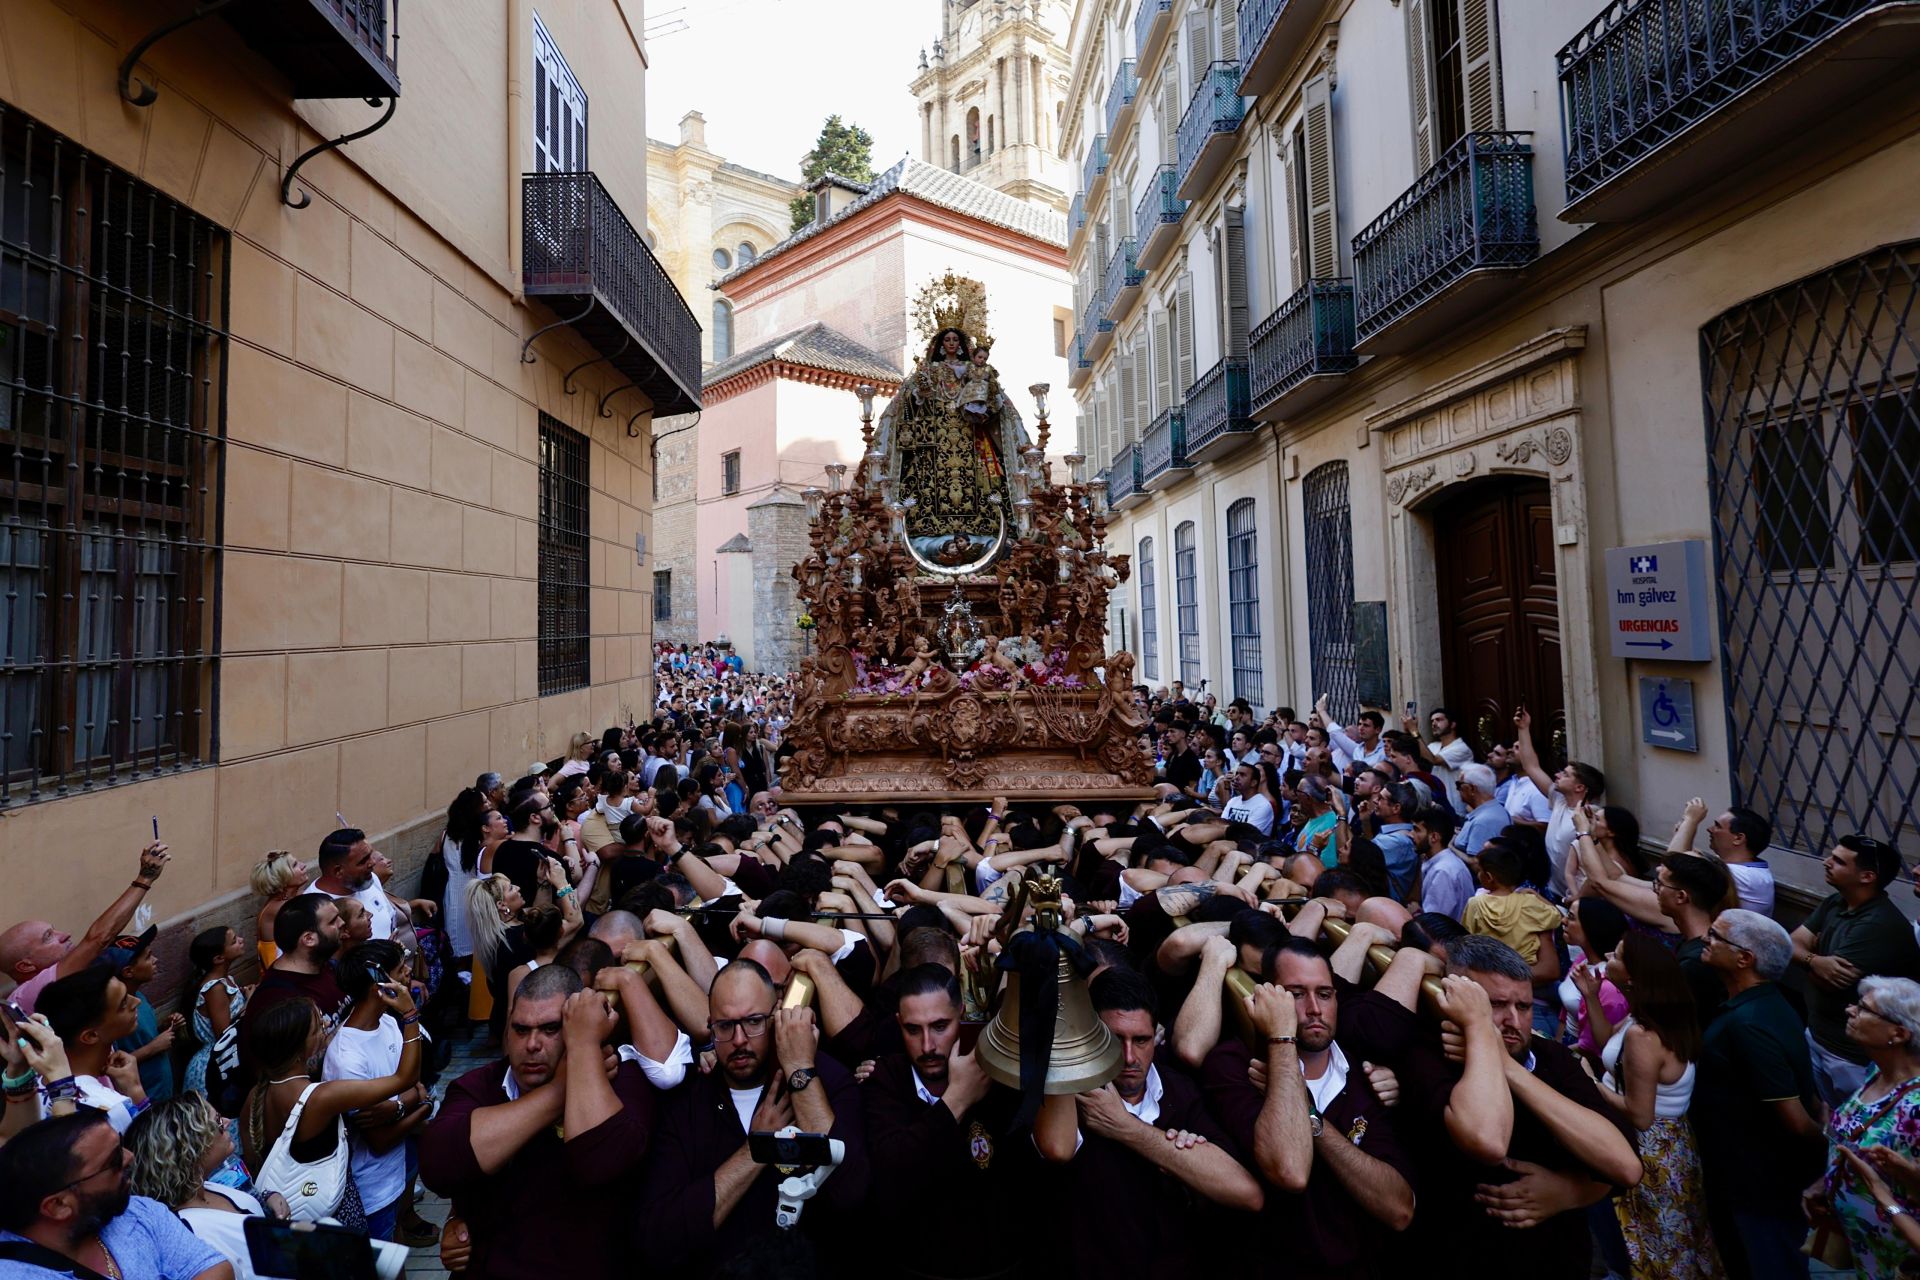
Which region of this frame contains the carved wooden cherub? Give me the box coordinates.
[982,635,1026,688]
[898,633,938,689]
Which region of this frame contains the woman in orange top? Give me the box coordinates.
[248,850,312,968]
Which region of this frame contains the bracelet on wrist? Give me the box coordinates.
[399,1010,421,1026]
[555,885,576,898]
[1,1067,37,1090]
[132,879,154,890]
[1268,1035,1297,1047]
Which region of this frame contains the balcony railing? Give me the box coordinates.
[1557,0,1915,218]
[1137,0,1176,67]
[1352,132,1537,346]
[1083,134,1111,198]
[1237,0,1314,98]
[222,0,401,98]
[1177,62,1246,198]
[1104,443,1143,508]
[1106,60,1139,137]
[1081,296,1115,358]
[1103,238,1144,322]
[1251,279,1358,417]
[1135,165,1188,268]
[1069,192,1087,250]
[1184,359,1254,458]
[1140,407,1189,486]
[1067,331,1093,389]
[523,171,703,416]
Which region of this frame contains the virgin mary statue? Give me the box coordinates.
[876,314,1033,574]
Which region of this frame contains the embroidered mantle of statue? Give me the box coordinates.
[778,271,1157,803]
[884,327,1030,573]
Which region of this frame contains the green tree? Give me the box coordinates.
[788,115,877,233]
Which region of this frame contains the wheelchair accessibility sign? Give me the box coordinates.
[1638,677,1698,753]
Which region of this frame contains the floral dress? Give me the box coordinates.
[1826,1069,1920,1278]
[184,976,244,1096]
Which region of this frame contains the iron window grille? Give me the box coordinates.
[1175,521,1200,686]
[1303,461,1359,723]
[1227,497,1264,708]
[1138,536,1159,681]
[721,450,741,496]
[654,570,672,623]
[537,415,590,696]
[1704,239,1920,860]
[0,107,227,807]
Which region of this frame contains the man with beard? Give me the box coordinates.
[863,964,1045,1280]
[420,964,655,1278]
[237,894,346,1080]
[638,960,866,1278]
[314,828,399,941]
[1395,935,1642,1279]
[0,1109,231,1279]
[1038,968,1263,1278]
[1203,940,1414,1278]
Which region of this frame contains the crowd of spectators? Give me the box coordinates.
[1,651,1918,1280]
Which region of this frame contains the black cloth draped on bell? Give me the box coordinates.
[997,925,1096,1130]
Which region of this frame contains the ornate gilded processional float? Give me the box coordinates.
[779,274,1157,804]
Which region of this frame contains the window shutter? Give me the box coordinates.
[1133,336,1151,429]
[1097,220,1111,272]
[1185,12,1211,89]
[1405,0,1436,173]
[1460,0,1504,132]
[1160,59,1180,163]
[1303,76,1339,280]
[1153,310,1174,412]
[1284,133,1305,291]
[1224,209,1250,361]
[1176,276,1196,394]
[1217,0,1239,63]
[1119,353,1137,445]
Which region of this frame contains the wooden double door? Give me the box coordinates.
[1434,479,1567,766]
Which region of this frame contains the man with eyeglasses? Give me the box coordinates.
[1790,834,1920,1109]
[1693,908,1822,1280]
[0,1110,231,1280]
[421,964,656,1279]
[638,959,865,1277]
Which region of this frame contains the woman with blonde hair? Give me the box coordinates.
[249,851,311,968]
[469,856,577,1040]
[554,730,596,779]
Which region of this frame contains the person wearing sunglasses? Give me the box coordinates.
[0,1108,231,1280]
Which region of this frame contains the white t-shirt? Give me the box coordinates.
[1427,738,1476,812]
[1546,795,1577,898]
[323,1017,408,1215]
[1727,859,1776,916]
[1503,776,1554,825]
[729,1084,765,1135]
[1221,792,1276,837]
[354,879,401,941]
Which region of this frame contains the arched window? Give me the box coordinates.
[1174,521,1200,685]
[1138,536,1159,681]
[736,243,757,265]
[712,299,733,361]
[1303,462,1357,721]
[712,247,731,272]
[967,107,982,167]
[1226,498,1262,707]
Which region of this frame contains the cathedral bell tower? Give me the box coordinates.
[908,0,1073,215]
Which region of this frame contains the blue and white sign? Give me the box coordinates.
[1638,676,1698,753]
[1604,539,1713,661]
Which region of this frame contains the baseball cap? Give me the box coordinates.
[95,924,159,975]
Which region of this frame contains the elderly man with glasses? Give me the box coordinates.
[1694,908,1823,1280]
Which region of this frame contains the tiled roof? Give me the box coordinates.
[703,322,902,388]
[715,156,1067,287]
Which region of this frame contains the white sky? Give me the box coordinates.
[645,0,940,180]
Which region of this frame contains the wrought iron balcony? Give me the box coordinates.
[1106,60,1139,137]
[1140,407,1190,488]
[222,0,401,99]
[1136,0,1176,69]
[1177,62,1246,199]
[522,171,703,417]
[1067,331,1093,389]
[1251,279,1358,421]
[1352,132,1537,352]
[1135,165,1188,271]
[1069,192,1088,253]
[1557,0,1920,222]
[1183,360,1255,462]
[1239,0,1328,99]
[1084,134,1111,200]
[1103,238,1145,324]
[1082,297,1115,360]
[1105,443,1146,510]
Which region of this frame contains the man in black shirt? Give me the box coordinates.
[1395,935,1642,1279]
[1160,724,1201,798]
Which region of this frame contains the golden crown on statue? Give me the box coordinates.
[913,270,992,346]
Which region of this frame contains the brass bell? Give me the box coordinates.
[975,873,1122,1097]
[976,944,1122,1096]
